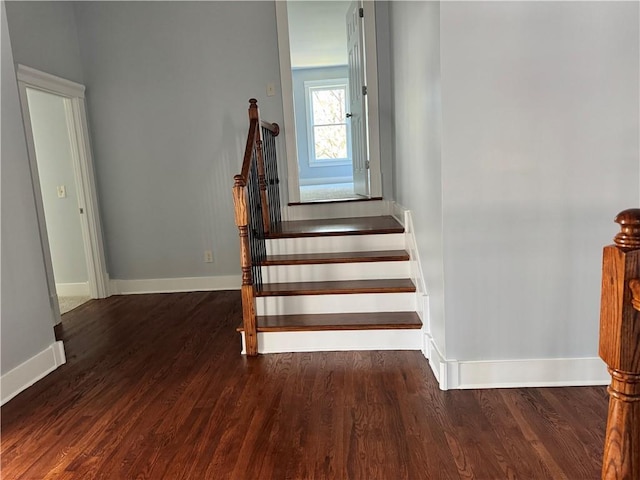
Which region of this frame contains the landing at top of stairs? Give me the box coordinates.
[267,215,403,239]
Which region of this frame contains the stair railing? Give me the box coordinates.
[232,99,281,356]
[599,208,640,479]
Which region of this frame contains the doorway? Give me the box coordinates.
[17,66,109,324]
[276,1,382,204]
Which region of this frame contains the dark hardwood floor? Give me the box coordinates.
[1,291,608,479]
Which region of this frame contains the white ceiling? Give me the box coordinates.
[287,1,351,68]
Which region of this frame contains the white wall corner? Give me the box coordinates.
[424,333,454,390]
[111,275,241,295]
[55,282,90,297]
[1,340,66,406]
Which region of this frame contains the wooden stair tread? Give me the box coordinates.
[262,250,409,266]
[267,215,403,239]
[237,312,422,332]
[256,278,416,296]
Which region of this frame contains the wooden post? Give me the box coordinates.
[232,175,258,356]
[599,208,640,479]
[249,99,271,234]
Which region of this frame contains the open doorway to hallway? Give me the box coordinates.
[25,88,91,315]
[278,1,382,204]
[17,65,109,324]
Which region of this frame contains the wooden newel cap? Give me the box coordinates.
[614,208,640,250]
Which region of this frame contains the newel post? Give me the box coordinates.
[232,175,258,356]
[599,208,640,479]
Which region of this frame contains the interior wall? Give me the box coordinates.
[374,1,394,200]
[72,1,283,281]
[388,2,445,354]
[439,1,640,360]
[4,1,84,84]
[26,88,89,286]
[1,2,57,375]
[292,65,353,186]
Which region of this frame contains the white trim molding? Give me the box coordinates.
[16,64,85,98]
[110,275,241,295]
[424,334,609,390]
[1,341,66,405]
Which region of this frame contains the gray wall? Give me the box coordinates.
[440,1,639,361]
[390,1,640,363]
[1,3,57,375]
[389,1,445,355]
[27,88,88,285]
[71,1,283,280]
[4,1,84,84]
[292,65,353,185]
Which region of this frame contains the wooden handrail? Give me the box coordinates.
[599,208,640,479]
[239,118,258,183]
[261,120,280,136]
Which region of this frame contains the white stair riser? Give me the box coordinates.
[262,261,409,283]
[240,329,423,354]
[256,292,416,316]
[266,233,404,255]
[284,200,391,221]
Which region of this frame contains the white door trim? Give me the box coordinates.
[275,0,382,205]
[16,65,109,324]
[362,1,381,197]
[275,1,301,204]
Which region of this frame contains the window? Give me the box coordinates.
[305,79,351,166]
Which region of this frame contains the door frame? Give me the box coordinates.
[275,0,382,204]
[16,65,109,324]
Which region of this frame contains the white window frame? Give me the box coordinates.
[304,78,352,168]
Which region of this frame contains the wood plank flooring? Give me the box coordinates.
[1,291,609,479]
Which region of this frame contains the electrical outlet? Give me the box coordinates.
[57,185,67,198]
[204,250,213,263]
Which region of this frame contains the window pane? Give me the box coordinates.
[314,125,347,159]
[312,88,346,125]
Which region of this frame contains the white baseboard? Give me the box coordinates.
[1,341,66,405]
[423,334,609,390]
[110,275,240,295]
[56,282,90,297]
[241,329,423,354]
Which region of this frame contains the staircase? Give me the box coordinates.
[233,100,422,355]
[238,213,422,353]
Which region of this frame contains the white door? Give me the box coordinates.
[346,0,369,197]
